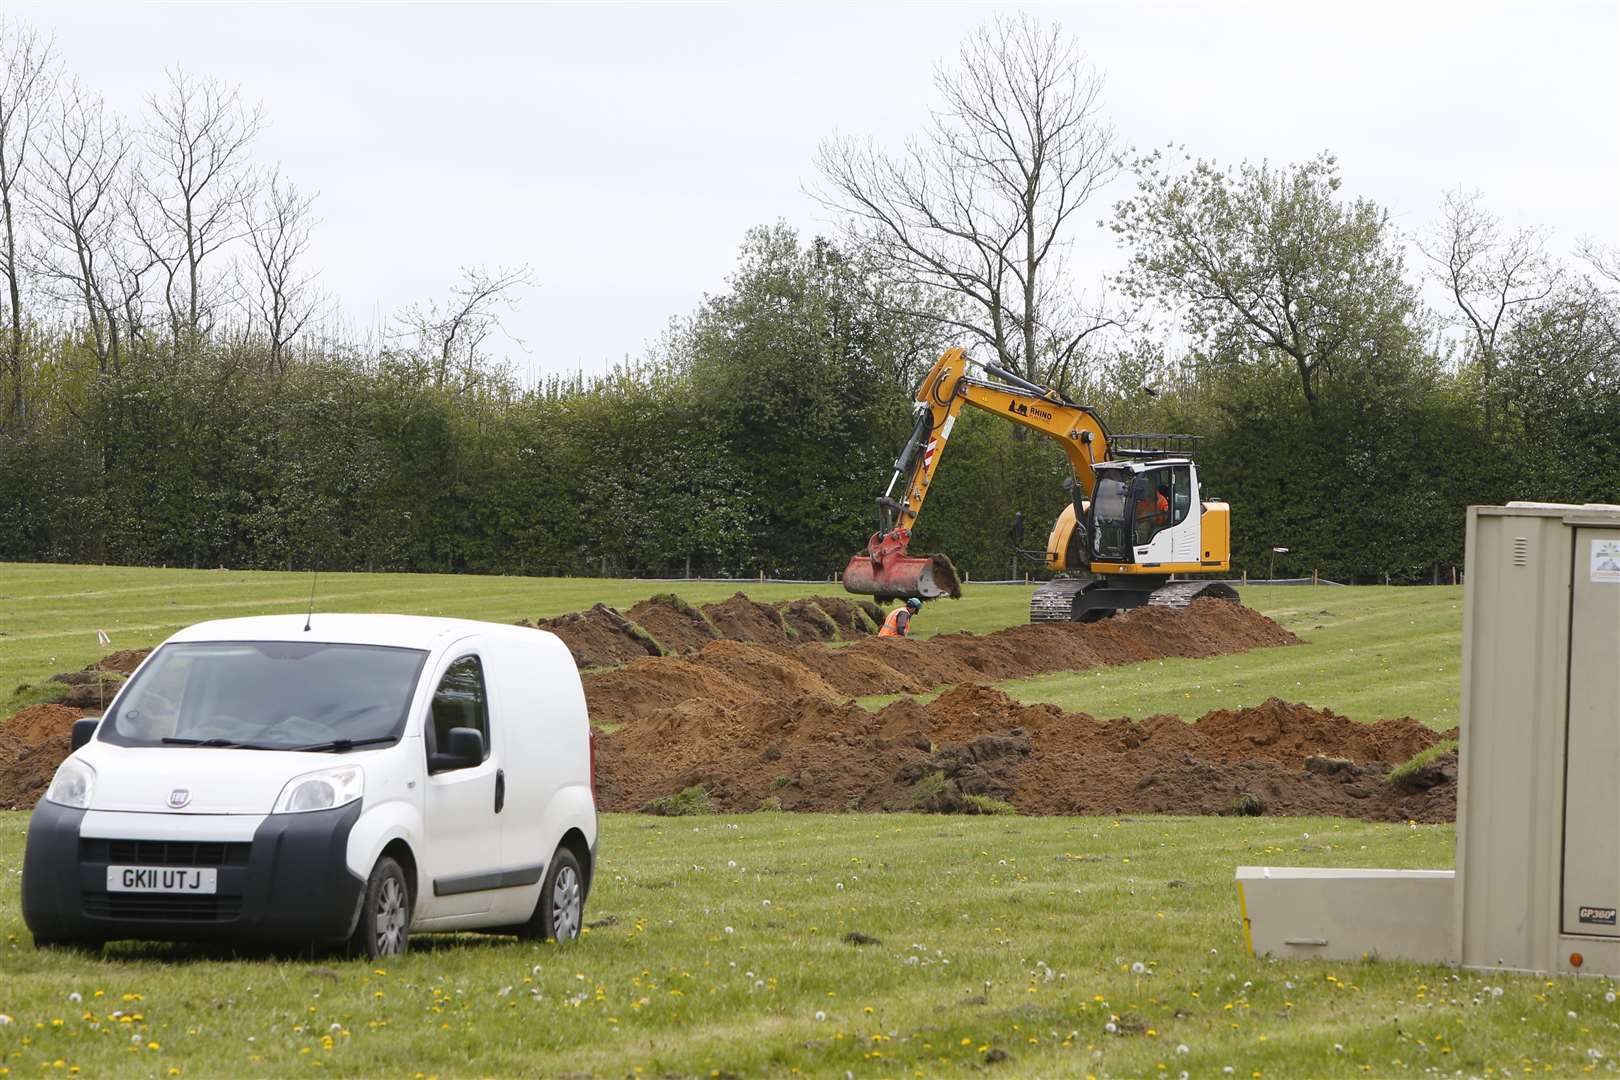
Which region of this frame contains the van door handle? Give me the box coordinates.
[494,768,506,814]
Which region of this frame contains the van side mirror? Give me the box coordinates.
[446,727,485,768]
[71,718,100,752]
[1010,511,1025,544]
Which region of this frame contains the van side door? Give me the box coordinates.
[479,637,556,923]
[416,651,503,921]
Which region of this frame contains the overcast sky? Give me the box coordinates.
[17,1,1619,381]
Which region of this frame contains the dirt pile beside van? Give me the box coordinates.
[522,592,880,667]
[521,604,662,668]
[0,704,87,810]
[89,649,150,674]
[585,599,1299,722]
[592,687,1456,823]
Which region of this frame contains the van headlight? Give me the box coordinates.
[272,766,364,814]
[45,758,97,809]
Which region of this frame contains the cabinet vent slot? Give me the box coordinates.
[1511,536,1529,566]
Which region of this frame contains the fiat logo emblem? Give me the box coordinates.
[167,788,191,809]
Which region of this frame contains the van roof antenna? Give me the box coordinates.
[303,566,318,632]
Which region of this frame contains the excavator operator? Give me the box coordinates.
[878,597,922,638]
[1135,483,1171,544]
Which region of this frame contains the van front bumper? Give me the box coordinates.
[22,799,366,946]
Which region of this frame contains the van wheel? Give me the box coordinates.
[351,857,411,959]
[524,849,584,943]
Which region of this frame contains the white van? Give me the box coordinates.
[21,614,597,958]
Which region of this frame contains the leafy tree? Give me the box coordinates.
[1114,151,1421,419]
[677,224,947,575]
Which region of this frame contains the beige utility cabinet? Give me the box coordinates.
[1456,502,1620,975]
[1240,503,1620,977]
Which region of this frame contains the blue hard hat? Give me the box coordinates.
[905,597,922,610]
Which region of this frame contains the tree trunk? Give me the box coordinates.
[1,182,21,418]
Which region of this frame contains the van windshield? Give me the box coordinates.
[100,642,429,751]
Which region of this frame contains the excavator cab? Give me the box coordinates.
[1088,459,1202,568]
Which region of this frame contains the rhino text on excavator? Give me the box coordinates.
[841,347,1239,622]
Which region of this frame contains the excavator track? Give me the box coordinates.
[1029,578,1239,623]
[1142,580,1241,609]
[1029,578,1093,622]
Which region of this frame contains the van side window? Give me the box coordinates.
[427,655,489,771]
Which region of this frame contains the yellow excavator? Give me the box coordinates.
[842,347,1238,622]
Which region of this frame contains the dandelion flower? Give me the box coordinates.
[815,1011,826,1022]
[1131,962,1146,975]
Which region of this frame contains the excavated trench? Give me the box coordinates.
[2,594,1457,821]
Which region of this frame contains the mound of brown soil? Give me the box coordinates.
[805,596,876,637]
[0,704,88,810]
[532,603,661,668]
[593,686,1455,823]
[583,598,1298,723]
[47,670,125,709]
[775,599,840,642]
[625,595,717,655]
[701,592,790,644]
[91,649,150,674]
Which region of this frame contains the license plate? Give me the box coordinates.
[106,866,218,894]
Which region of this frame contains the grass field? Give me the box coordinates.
[7,812,1618,1078]
[7,563,1591,1078]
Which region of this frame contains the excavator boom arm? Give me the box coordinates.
[880,348,1110,535]
[845,348,1110,600]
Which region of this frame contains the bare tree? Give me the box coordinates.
[26,79,128,370]
[1419,189,1560,433]
[1577,237,1620,288]
[395,265,534,390]
[241,169,317,374]
[814,13,1121,388]
[133,69,262,348]
[0,18,56,416]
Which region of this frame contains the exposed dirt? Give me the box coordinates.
[593,687,1456,823]
[807,596,878,638]
[90,649,150,674]
[47,670,125,709]
[700,592,790,645]
[777,599,841,642]
[0,704,87,810]
[527,603,663,668]
[625,595,717,655]
[585,599,1300,724]
[523,593,878,663]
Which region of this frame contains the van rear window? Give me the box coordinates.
[100,642,429,751]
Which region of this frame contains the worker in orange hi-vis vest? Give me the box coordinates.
[878,597,922,637]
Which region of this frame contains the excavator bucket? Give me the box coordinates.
[840,529,962,600]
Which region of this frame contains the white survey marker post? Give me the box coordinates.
[1238,502,1620,977]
